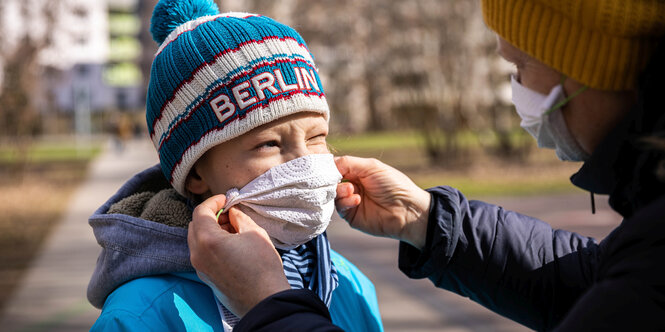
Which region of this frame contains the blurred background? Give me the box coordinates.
[0,0,621,331]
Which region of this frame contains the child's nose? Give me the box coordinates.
[283,142,311,162]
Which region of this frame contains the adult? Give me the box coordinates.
[188,1,665,330]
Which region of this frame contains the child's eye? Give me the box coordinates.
[255,140,279,150]
[308,134,327,142]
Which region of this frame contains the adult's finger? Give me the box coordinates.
[335,182,361,211]
[193,194,227,220]
[334,155,381,181]
[227,206,262,233]
[190,195,229,239]
[336,182,356,198]
[216,212,235,233]
[335,195,361,212]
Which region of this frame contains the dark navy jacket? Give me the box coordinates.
[237,191,665,332]
[235,38,665,332]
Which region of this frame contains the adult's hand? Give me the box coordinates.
[188,195,290,317]
[334,156,431,250]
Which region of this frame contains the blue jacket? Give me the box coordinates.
[87,165,383,331]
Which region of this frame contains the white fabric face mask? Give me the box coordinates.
[510,75,590,161]
[222,153,342,250]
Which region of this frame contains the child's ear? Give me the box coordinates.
[185,165,209,195]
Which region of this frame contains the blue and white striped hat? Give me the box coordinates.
[147,0,329,195]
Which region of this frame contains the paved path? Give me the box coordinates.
[0,140,623,331]
[0,138,159,332]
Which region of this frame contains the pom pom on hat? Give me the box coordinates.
[150,0,220,44]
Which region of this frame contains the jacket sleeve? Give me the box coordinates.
[553,196,665,331]
[91,310,153,332]
[234,289,344,332]
[399,186,600,331]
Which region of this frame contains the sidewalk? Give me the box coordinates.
[0,138,158,332]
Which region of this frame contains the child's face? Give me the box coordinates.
[186,112,329,197]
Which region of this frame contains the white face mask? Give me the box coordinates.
[222,153,341,250]
[510,75,590,161]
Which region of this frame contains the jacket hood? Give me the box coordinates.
[87,165,196,308]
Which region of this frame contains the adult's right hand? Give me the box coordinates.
[334,156,431,250]
[188,195,290,318]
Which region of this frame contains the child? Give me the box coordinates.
[87,0,383,331]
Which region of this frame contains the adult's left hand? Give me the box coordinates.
[188,195,291,317]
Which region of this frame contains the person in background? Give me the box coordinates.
[188,0,665,331]
[87,0,383,331]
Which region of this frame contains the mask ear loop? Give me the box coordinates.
[216,208,225,220]
[544,75,588,115]
[539,75,595,213]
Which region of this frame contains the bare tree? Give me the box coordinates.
[0,0,61,177]
[217,0,526,163]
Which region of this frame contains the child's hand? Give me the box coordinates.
[334,156,432,250]
[188,195,291,317]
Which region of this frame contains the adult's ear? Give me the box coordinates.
[186,165,210,195]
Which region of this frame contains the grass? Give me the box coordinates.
[0,139,101,314]
[411,164,580,197]
[328,131,581,197]
[0,142,101,163]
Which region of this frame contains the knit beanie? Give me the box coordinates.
[147,0,329,195]
[482,0,665,91]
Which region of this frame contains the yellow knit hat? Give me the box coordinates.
[482,0,665,91]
